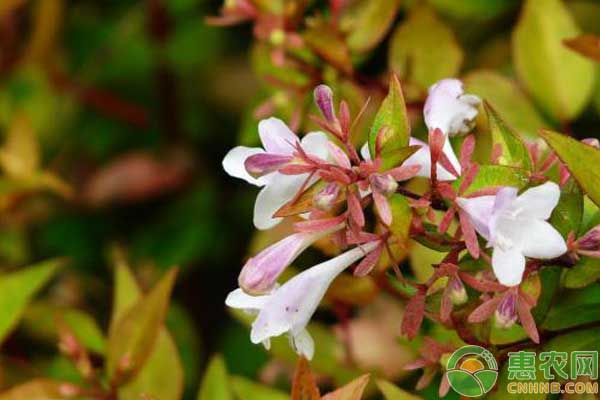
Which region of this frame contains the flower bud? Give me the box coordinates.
[448,278,468,306]
[369,173,398,196]
[494,292,518,329]
[582,138,600,149]
[244,153,293,178]
[239,231,327,295]
[577,225,600,251]
[313,182,340,211]
[313,84,336,123]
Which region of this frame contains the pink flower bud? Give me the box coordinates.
[494,292,518,329]
[239,228,339,295]
[244,153,293,177]
[582,138,600,148]
[313,182,340,211]
[577,225,600,251]
[313,84,336,123]
[449,278,467,306]
[369,173,398,196]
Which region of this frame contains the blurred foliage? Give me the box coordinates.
[0,0,599,399]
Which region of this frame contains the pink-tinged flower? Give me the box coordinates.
[238,224,344,295]
[424,79,480,138]
[360,136,458,182]
[457,182,567,286]
[225,241,379,359]
[222,117,329,230]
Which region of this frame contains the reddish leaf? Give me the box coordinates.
[564,34,600,62]
[291,357,320,400]
[517,297,540,343]
[467,297,501,323]
[401,291,425,339]
[458,210,480,259]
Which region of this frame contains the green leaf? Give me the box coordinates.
[251,43,310,88]
[484,102,533,170]
[344,0,400,53]
[454,165,530,196]
[512,0,596,122]
[0,258,62,344]
[379,145,421,172]
[119,332,184,400]
[540,129,600,208]
[22,303,106,355]
[531,266,562,323]
[106,268,178,382]
[388,5,463,91]
[464,71,549,141]
[490,323,528,345]
[549,178,583,238]
[388,195,412,244]
[109,257,184,399]
[230,375,289,400]
[541,327,600,378]
[429,0,518,21]
[376,379,423,400]
[369,75,410,159]
[541,284,600,330]
[487,350,546,400]
[564,257,600,289]
[197,355,233,400]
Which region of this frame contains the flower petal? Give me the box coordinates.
[259,117,298,154]
[225,288,270,311]
[423,79,480,137]
[301,131,330,160]
[290,329,314,360]
[518,219,568,259]
[249,242,378,345]
[360,142,371,161]
[492,246,525,287]
[253,173,307,230]
[222,146,267,186]
[404,137,458,181]
[512,182,561,220]
[456,195,496,240]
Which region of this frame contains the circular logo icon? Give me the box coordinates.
[446,345,498,397]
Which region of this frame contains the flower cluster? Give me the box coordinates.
[222,77,573,360]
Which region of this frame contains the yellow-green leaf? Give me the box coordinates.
[0,259,62,344]
[376,379,423,400]
[464,70,549,141]
[109,254,184,400]
[0,115,40,178]
[106,268,178,382]
[231,376,289,400]
[512,0,596,122]
[454,165,530,196]
[197,355,233,400]
[22,303,106,355]
[540,129,600,208]
[322,374,370,400]
[389,194,412,244]
[484,102,533,170]
[344,0,400,53]
[564,257,600,289]
[389,5,462,92]
[119,332,184,400]
[369,75,410,158]
[0,379,76,400]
